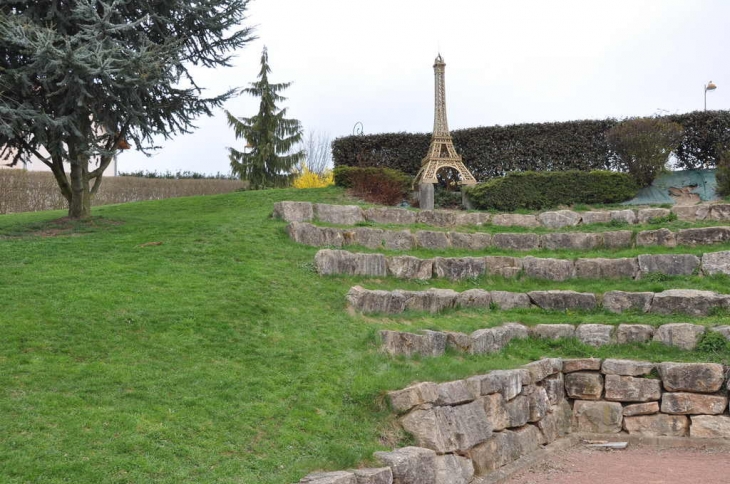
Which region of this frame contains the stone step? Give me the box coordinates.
[274,201,730,228]
[314,249,730,281]
[288,221,730,251]
[347,286,730,317]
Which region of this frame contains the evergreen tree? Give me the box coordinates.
[0,1,255,219]
[226,47,304,189]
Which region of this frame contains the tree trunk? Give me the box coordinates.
[68,158,91,219]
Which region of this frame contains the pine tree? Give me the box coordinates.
[0,1,255,219]
[226,47,304,189]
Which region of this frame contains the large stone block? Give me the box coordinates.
[491,213,540,228]
[444,332,471,352]
[347,287,407,314]
[488,370,524,401]
[541,373,566,405]
[364,207,417,225]
[540,233,603,250]
[601,359,654,376]
[434,380,474,406]
[563,358,602,373]
[574,258,638,279]
[602,230,633,249]
[661,393,728,415]
[455,289,491,309]
[374,447,437,484]
[353,468,393,484]
[638,254,701,276]
[650,290,726,317]
[380,330,446,358]
[346,227,382,249]
[382,230,417,251]
[580,211,612,224]
[416,231,451,250]
[512,424,544,454]
[658,362,725,393]
[572,400,622,433]
[623,414,689,437]
[690,415,730,439]
[289,222,344,247]
[299,471,357,484]
[522,257,575,281]
[481,393,529,430]
[523,358,560,383]
[528,290,597,311]
[470,328,503,355]
[538,210,581,229]
[708,204,730,221]
[433,257,485,281]
[316,250,387,276]
[602,291,654,314]
[604,375,661,402]
[315,204,364,225]
[615,324,655,344]
[636,228,677,248]
[610,209,637,224]
[676,227,730,246]
[637,208,671,224]
[455,212,491,226]
[484,257,523,278]
[400,400,492,453]
[565,372,604,400]
[434,454,473,484]
[711,326,730,340]
[671,205,699,222]
[576,324,615,347]
[388,382,439,413]
[448,232,492,250]
[468,431,521,474]
[537,401,572,443]
[387,256,433,280]
[404,289,459,313]
[521,385,550,422]
[491,233,540,251]
[490,291,532,309]
[702,251,730,276]
[652,323,705,350]
[416,210,459,227]
[273,201,314,222]
[623,402,660,417]
[530,324,575,340]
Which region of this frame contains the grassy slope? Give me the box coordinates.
[0,187,728,483]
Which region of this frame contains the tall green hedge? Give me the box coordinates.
[465,171,639,211]
[332,111,730,181]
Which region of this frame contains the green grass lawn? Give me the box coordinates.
[1,187,728,483]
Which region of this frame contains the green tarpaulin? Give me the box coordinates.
[624,169,719,205]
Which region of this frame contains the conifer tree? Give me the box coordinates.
[226,47,304,189]
[0,1,255,219]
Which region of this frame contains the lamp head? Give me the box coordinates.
[706,81,717,91]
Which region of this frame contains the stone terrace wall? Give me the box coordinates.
[314,249,730,281]
[289,222,730,251]
[346,286,730,317]
[274,201,730,229]
[297,358,730,484]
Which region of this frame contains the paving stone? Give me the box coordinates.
[574,257,639,279]
[658,362,726,393]
[374,447,437,484]
[610,209,637,224]
[562,358,602,373]
[289,222,345,247]
[400,400,492,453]
[623,414,689,437]
[602,230,633,249]
[455,289,491,309]
[690,415,730,439]
[650,290,727,317]
[388,382,439,413]
[315,204,364,225]
[522,257,575,281]
[491,213,540,228]
[364,207,417,225]
[661,393,728,415]
[273,201,313,222]
[540,232,603,250]
[530,324,575,340]
[347,287,407,314]
[604,375,661,402]
[576,324,615,347]
[636,228,677,247]
[416,231,451,250]
[601,359,654,376]
[702,251,730,276]
[638,254,701,276]
[564,372,604,400]
[433,257,485,281]
[538,210,581,229]
[380,330,446,358]
[652,323,706,350]
[676,227,730,246]
[387,256,433,280]
[616,324,655,344]
[299,471,357,484]
[572,400,622,433]
[492,233,540,251]
[316,249,386,276]
[528,291,597,311]
[490,291,532,310]
[623,402,660,417]
[448,232,492,250]
[353,468,393,484]
[637,208,671,224]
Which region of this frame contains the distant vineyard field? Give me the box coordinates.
[0,170,246,214]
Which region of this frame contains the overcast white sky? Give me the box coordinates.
[119,0,730,175]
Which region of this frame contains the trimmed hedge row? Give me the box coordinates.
[332,166,412,189]
[332,111,730,181]
[464,170,639,211]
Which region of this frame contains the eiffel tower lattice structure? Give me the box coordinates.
[414,54,477,186]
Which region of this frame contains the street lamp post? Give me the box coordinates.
[704,81,717,111]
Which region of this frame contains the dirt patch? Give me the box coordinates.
[1,216,124,238]
[502,444,730,484]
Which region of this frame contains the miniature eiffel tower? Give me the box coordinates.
[415,54,477,186]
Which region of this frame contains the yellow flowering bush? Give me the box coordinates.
[292,166,334,189]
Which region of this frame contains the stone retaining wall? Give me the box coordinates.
[315,249,730,281]
[379,322,730,357]
[297,358,730,483]
[289,221,730,251]
[274,201,730,229]
[346,286,730,317]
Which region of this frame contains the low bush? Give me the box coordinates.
[292,167,334,189]
[465,170,638,211]
[333,167,412,205]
